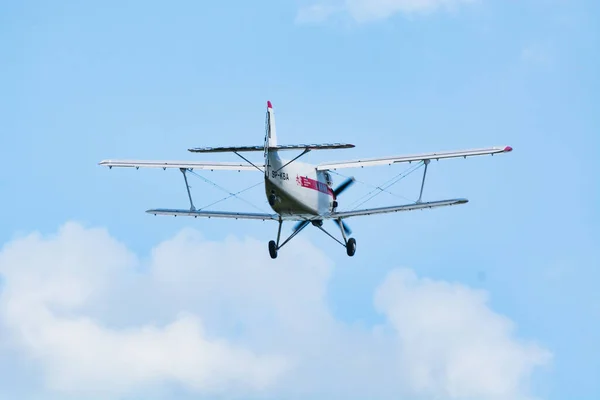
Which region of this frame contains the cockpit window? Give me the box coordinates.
[324,172,332,187]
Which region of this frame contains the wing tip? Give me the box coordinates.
[267,100,273,109]
[503,146,513,152]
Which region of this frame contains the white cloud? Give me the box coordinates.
[0,222,551,399]
[0,224,288,397]
[375,269,551,399]
[297,0,478,23]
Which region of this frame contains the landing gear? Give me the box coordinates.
[335,218,356,257]
[346,237,356,257]
[268,218,309,259]
[268,240,278,259]
[267,217,356,259]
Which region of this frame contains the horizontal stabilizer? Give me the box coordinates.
[189,143,355,153]
[98,160,261,171]
[329,198,468,219]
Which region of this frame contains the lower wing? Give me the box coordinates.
[327,198,468,219]
[146,200,466,221]
[146,209,302,221]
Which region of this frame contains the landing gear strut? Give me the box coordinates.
[314,220,357,257]
[268,218,310,259]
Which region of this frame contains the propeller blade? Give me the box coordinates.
[333,177,355,197]
[292,220,310,232]
[342,220,352,235]
[335,219,352,236]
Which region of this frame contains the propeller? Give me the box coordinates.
[292,219,310,232]
[336,219,352,235]
[292,176,356,234]
[333,177,355,197]
[332,177,355,235]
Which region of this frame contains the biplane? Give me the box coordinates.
[99,101,512,259]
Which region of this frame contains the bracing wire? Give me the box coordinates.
[197,181,265,211]
[329,169,416,204]
[187,170,268,213]
[330,161,424,210]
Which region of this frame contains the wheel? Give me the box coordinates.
[268,240,278,259]
[346,238,356,257]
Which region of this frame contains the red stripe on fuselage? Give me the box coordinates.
[296,175,334,197]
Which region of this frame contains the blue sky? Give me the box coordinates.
[1,0,598,399]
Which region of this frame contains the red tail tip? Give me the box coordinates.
[267,101,273,109]
[504,146,513,152]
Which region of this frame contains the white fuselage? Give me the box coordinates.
[264,151,335,219]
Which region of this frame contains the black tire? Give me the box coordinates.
[346,238,356,257]
[268,240,278,259]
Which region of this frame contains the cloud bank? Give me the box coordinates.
[0,222,550,399]
[296,0,478,23]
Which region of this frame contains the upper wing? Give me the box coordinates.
[146,209,301,221]
[326,198,468,219]
[316,146,512,170]
[98,159,262,171]
[188,143,354,153]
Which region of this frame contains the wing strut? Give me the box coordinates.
[233,152,265,173]
[274,148,312,173]
[417,159,430,203]
[180,168,196,211]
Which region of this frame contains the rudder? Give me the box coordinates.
[264,101,277,148]
[263,101,279,171]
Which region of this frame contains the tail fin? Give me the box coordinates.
[264,101,277,148]
[264,101,280,173]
